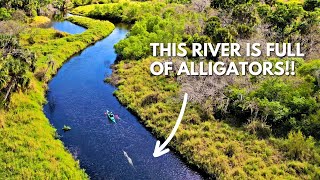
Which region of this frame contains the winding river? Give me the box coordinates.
[44,21,202,179]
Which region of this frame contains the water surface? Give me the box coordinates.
[44,21,201,180]
[51,21,86,34]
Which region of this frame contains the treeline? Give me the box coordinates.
[72,0,320,140]
[0,0,68,19]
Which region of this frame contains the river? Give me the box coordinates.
[44,21,202,179]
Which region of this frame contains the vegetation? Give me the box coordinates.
[73,0,320,178]
[0,0,319,179]
[0,15,114,178]
[0,0,69,17]
[112,58,320,179]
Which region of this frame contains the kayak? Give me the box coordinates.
[106,110,116,123]
[62,125,71,131]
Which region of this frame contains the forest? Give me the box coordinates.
[0,0,319,179]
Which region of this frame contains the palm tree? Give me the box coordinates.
[2,56,30,103]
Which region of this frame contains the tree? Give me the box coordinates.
[303,0,320,11]
[204,16,221,38]
[232,4,258,26]
[0,34,35,103]
[267,3,303,41]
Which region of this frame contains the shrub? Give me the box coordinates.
[236,24,254,38]
[245,119,272,138]
[204,16,234,43]
[232,4,258,26]
[284,131,316,161]
[257,4,271,18]
[303,0,320,11]
[204,16,221,38]
[0,8,11,20]
[11,10,27,22]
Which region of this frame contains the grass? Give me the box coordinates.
[0,16,115,178]
[112,58,320,179]
[29,16,51,27]
[277,0,304,4]
[29,16,115,80]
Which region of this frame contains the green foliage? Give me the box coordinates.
[257,4,272,17]
[283,131,317,161]
[113,58,320,179]
[232,4,258,26]
[210,0,259,9]
[0,8,11,20]
[0,16,115,179]
[0,0,64,17]
[245,119,272,138]
[298,59,320,87]
[303,0,320,11]
[297,10,320,34]
[72,2,168,23]
[115,15,184,59]
[204,16,221,38]
[167,0,191,4]
[204,17,235,43]
[236,24,254,38]
[266,3,306,40]
[71,0,118,7]
[0,35,36,103]
[224,71,319,137]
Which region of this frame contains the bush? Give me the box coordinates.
[115,15,184,59]
[204,16,221,38]
[267,3,304,40]
[213,27,234,43]
[284,131,316,161]
[303,0,320,11]
[231,4,258,26]
[257,4,271,18]
[236,24,254,38]
[0,8,11,20]
[11,10,27,22]
[245,119,272,138]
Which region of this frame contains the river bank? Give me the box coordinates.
[70,2,320,178]
[0,16,114,178]
[111,58,320,179]
[44,19,202,179]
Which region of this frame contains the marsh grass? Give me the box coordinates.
[113,58,320,179]
[0,16,115,178]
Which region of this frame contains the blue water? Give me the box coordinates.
[44,21,202,179]
[51,21,86,34]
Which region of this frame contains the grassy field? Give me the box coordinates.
[112,58,320,179]
[277,0,304,4]
[0,16,115,179]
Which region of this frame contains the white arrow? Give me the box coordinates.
[153,93,188,158]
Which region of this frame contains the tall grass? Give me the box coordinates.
[113,58,320,179]
[0,16,115,178]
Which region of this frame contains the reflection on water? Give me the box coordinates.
[44,21,202,180]
[51,21,86,34]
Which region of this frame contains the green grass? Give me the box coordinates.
[113,58,320,179]
[75,1,320,178]
[277,0,304,4]
[29,16,115,80]
[0,16,115,179]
